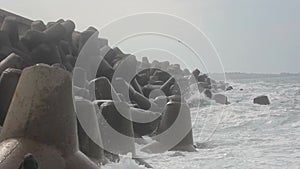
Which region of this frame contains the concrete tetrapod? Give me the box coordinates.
[130,107,161,137]
[98,101,135,155]
[88,76,120,102]
[141,95,196,153]
[98,101,153,168]
[1,16,19,47]
[75,98,105,164]
[113,78,152,110]
[157,96,195,152]
[0,53,30,75]
[0,68,22,126]
[0,64,99,169]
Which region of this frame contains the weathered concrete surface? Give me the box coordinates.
[158,96,196,152]
[1,16,19,47]
[98,101,135,155]
[0,64,99,169]
[0,53,29,75]
[75,98,104,161]
[114,77,152,110]
[88,76,120,101]
[143,95,196,153]
[0,68,21,126]
[130,107,161,136]
[0,9,32,36]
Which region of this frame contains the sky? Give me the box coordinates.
[1,0,299,73]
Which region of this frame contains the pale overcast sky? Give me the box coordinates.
[1,0,299,73]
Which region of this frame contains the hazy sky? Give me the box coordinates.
[1,0,299,73]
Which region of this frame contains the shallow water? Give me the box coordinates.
[104,75,300,169]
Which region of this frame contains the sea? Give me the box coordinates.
[103,74,300,169]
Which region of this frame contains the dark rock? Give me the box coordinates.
[253,95,270,105]
[133,158,153,168]
[212,94,229,104]
[204,89,212,99]
[197,74,208,82]
[206,77,211,85]
[226,86,233,91]
[198,82,211,89]
[192,69,200,78]
[218,83,227,91]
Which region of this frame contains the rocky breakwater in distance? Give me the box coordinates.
[0,15,268,168]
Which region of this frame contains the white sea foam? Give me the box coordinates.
[106,75,300,168]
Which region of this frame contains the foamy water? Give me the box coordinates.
[104,75,300,169]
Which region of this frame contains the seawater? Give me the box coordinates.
[103,75,300,169]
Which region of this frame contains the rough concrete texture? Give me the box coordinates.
[0,64,99,169]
